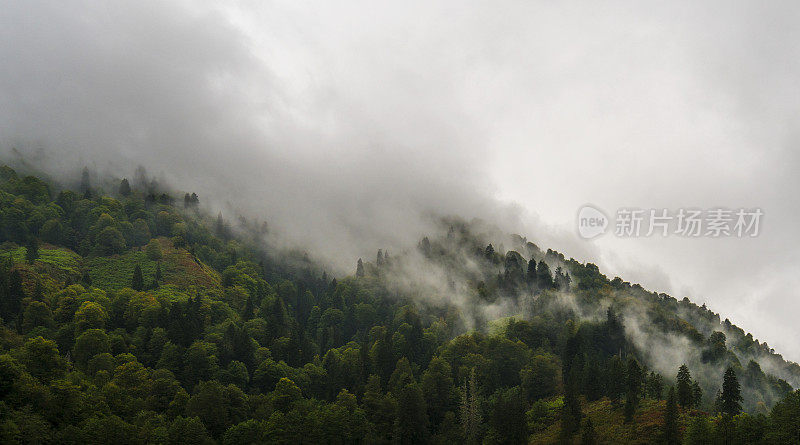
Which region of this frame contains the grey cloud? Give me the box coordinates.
[2,1,800,360]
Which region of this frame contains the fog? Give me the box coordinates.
[2,1,800,361]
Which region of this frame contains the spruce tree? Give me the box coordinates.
[356,258,365,277]
[484,244,494,259]
[80,167,91,193]
[624,358,642,422]
[215,213,226,239]
[526,258,537,286]
[664,387,679,445]
[376,249,384,267]
[607,355,626,407]
[150,262,162,289]
[720,367,742,416]
[131,264,144,291]
[119,178,131,196]
[460,368,482,445]
[537,260,554,289]
[691,380,703,408]
[676,364,693,407]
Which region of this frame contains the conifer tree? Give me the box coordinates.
[624,358,642,422]
[484,244,494,259]
[215,213,226,239]
[131,264,144,291]
[664,387,679,445]
[676,364,693,407]
[526,258,537,285]
[356,258,365,277]
[720,367,743,416]
[537,260,554,289]
[376,249,384,267]
[460,368,482,445]
[119,178,131,196]
[80,167,91,193]
[691,380,703,408]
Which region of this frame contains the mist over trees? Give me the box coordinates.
[0,165,797,443]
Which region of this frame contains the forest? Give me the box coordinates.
[0,164,798,444]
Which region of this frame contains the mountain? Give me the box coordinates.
[0,164,798,444]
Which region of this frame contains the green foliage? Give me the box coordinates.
[677,364,694,407]
[721,367,743,416]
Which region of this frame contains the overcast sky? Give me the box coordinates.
[2,1,800,360]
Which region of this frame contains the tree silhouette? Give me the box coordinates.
[119,178,131,196]
[676,364,693,407]
[720,367,743,416]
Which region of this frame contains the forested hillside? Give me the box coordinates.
[0,165,798,444]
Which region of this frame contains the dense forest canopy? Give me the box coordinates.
[0,164,798,444]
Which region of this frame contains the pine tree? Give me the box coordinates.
[526,258,537,285]
[119,178,131,196]
[645,371,664,399]
[720,367,743,416]
[676,364,693,407]
[460,368,481,445]
[80,167,91,193]
[131,264,144,291]
[664,387,679,445]
[537,260,554,289]
[713,389,723,414]
[376,249,384,267]
[691,380,703,408]
[607,355,626,407]
[624,358,642,422]
[215,213,226,239]
[150,262,162,289]
[356,258,365,277]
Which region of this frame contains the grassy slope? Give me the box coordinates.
[1,238,220,292]
[87,238,220,290]
[529,398,696,444]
